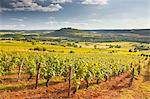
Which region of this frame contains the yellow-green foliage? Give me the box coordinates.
[0,40,149,54]
[0,40,149,92]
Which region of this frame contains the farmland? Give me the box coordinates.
[0,39,149,98]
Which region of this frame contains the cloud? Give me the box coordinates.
[81,0,109,5]
[10,18,24,22]
[0,0,108,13]
[2,25,17,29]
[52,0,72,4]
[1,0,62,12]
[20,24,26,27]
[44,19,89,29]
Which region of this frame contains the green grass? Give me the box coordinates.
[0,79,46,91]
[0,40,149,54]
[0,76,64,91]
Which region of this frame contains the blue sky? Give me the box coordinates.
[0,0,150,30]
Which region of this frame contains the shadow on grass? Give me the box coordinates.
[0,80,62,92]
[45,81,96,98]
[2,78,18,82]
[144,64,150,82]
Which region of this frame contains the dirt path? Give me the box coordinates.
[121,59,150,99]
[141,60,150,98]
[0,60,149,99]
[136,59,150,99]
[0,72,131,99]
[73,72,130,99]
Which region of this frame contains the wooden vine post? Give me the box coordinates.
[18,59,24,80]
[35,63,41,89]
[129,68,134,87]
[130,62,133,68]
[137,61,141,75]
[46,75,51,87]
[68,66,72,97]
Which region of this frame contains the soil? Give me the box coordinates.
[0,64,149,99]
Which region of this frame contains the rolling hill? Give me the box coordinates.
[45,28,101,38]
[0,28,149,43]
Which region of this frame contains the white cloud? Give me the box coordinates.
[10,18,24,22]
[20,24,26,27]
[52,0,72,4]
[44,19,89,29]
[43,17,150,30]
[3,0,62,12]
[81,0,109,5]
[2,25,17,29]
[1,8,12,11]
[2,18,149,30]
[0,6,2,12]
[88,19,102,22]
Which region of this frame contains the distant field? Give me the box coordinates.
[0,28,150,43]
[0,40,149,54]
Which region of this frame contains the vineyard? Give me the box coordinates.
[0,0,149,97]
[0,41,149,98]
[0,51,149,98]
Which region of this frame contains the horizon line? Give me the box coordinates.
[0,28,150,31]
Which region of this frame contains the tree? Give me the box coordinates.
[94,45,97,49]
[31,40,37,45]
[129,49,132,52]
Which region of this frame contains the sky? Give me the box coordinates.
[0,0,150,30]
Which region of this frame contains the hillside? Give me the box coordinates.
[45,28,101,38]
[43,28,150,43]
[132,29,150,36]
[0,28,149,43]
[84,29,150,36]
